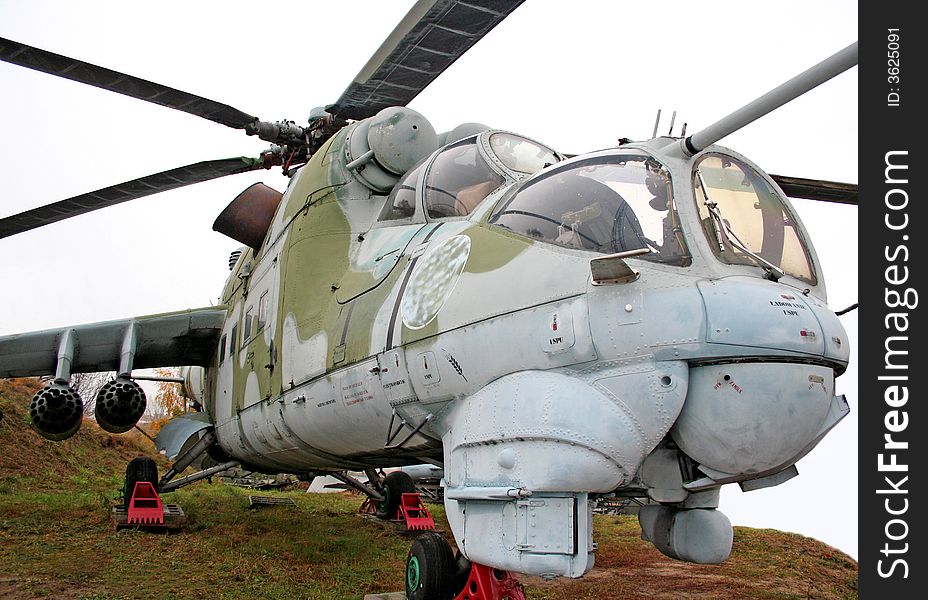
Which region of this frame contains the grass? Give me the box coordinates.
[1,483,411,599]
[1,379,857,599]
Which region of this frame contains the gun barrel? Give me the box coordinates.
[683,42,858,155]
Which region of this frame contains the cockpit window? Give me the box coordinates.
[489,153,691,266]
[489,132,559,175]
[425,139,505,219]
[693,153,815,283]
[378,158,426,222]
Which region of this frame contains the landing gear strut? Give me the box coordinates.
[337,469,417,520]
[156,430,238,493]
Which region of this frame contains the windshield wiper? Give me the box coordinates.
[696,169,785,282]
[696,170,727,251]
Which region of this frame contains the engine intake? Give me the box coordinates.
[94,378,147,434]
[30,383,83,441]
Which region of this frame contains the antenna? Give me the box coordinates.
[652,109,661,139]
[667,111,677,136]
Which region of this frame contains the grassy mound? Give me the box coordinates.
[0,379,857,599]
[0,378,156,495]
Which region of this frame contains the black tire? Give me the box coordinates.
[405,532,455,600]
[374,470,416,520]
[123,455,158,509]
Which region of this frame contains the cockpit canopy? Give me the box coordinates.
[423,138,505,219]
[489,152,691,267]
[377,131,560,223]
[693,153,816,284]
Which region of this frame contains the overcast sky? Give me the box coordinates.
[0,1,858,558]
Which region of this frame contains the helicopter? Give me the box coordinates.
[0,0,858,596]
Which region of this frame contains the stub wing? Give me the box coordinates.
[0,306,226,378]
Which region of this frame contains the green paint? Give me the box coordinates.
[209,125,550,422]
[462,224,531,274]
[406,555,420,590]
[400,316,439,346]
[212,129,356,417]
[336,224,426,303]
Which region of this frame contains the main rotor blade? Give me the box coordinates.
[770,174,858,205]
[0,157,265,239]
[0,37,257,130]
[329,0,526,121]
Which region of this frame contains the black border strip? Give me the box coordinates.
[384,223,444,350]
[860,6,925,594]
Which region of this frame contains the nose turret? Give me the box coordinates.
[671,276,850,485]
[671,361,848,483]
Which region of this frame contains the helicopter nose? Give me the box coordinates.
[697,277,849,366]
[670,362,848,481]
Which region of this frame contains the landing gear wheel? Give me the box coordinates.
[374,470,415,519]
[406,531,455,600]
[123,455,158,509]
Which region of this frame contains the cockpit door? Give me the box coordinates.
[335,224,427,303]
[335,159,429,303]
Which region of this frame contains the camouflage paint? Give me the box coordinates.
[204,128,846,485]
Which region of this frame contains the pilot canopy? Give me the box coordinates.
[489,153,691,266]
[378,132,561,223]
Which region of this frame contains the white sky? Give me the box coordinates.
[0,1,858,558]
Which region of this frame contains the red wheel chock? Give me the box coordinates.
[454,562,526,600]
[398,492,435,531]
[127,481,164,525]
[358,497,376,515]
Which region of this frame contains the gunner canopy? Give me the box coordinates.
[693,153,816,284]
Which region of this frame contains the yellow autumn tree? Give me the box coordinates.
[147,367,186,435]
[154,367,186,417]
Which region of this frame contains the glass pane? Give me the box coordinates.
[694,154,814,283]
[378,159,426,221]
[489,132,559,174]
[425,140,505,218]
[243,306,253,340]
[258,292,269,330]
[490,153,690,266]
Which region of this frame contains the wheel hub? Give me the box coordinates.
[406,555,420,590]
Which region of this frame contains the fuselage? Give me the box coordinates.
[202,123,849,488]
